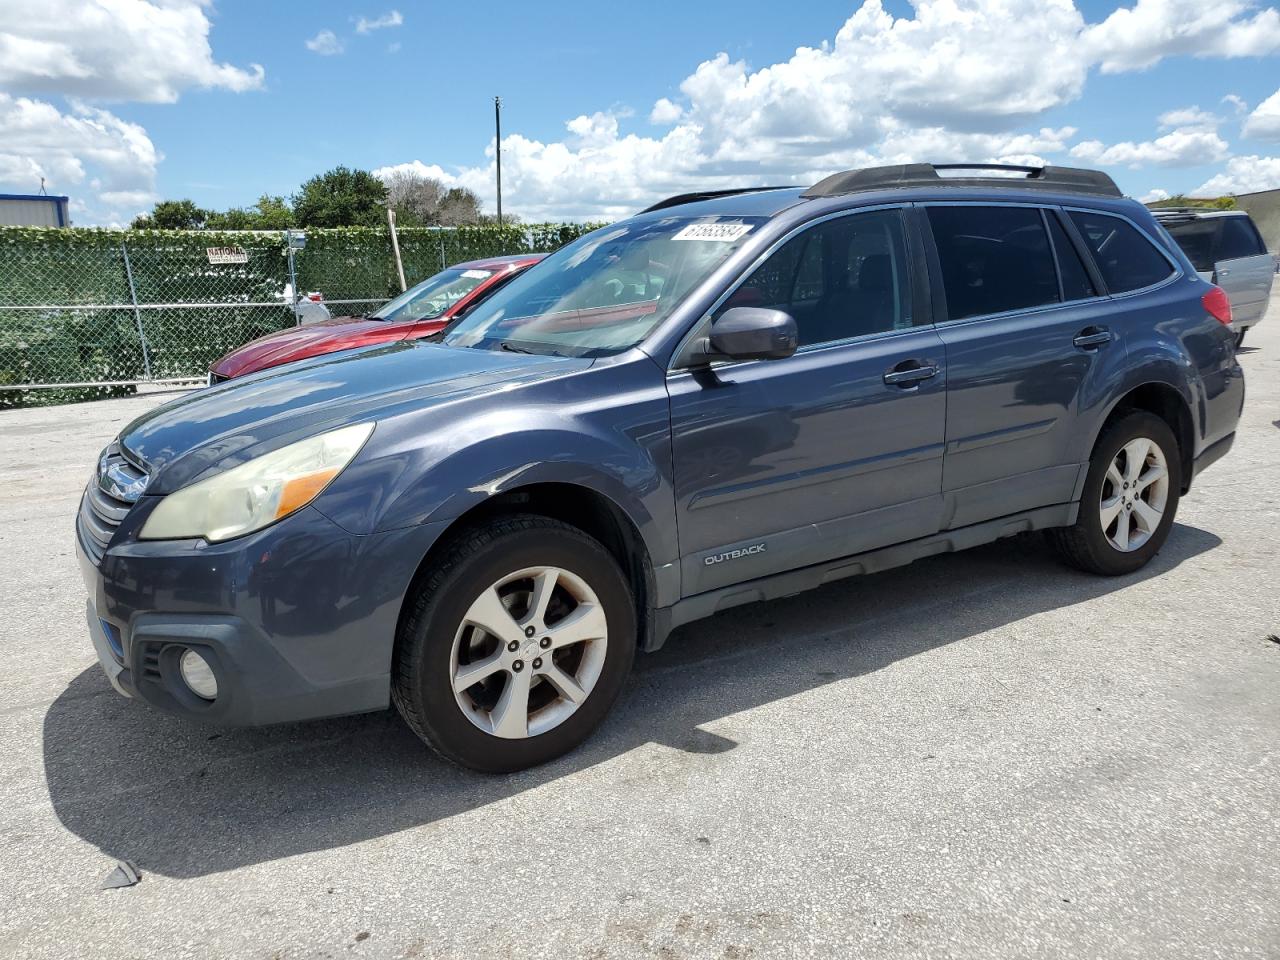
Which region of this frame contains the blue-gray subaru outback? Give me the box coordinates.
[77,163,1244,772]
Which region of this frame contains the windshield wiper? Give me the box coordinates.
[499,342,538,355]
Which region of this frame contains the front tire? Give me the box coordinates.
[1048,411,1181,576]
[393,515,636,773]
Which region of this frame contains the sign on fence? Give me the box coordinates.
[206,246,249,265]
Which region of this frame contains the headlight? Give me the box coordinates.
[139,423,373,542]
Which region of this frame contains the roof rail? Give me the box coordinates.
[802,163,1123,200]
[640,186,791,214]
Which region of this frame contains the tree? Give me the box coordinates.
[204,195,296,231]
[383,169,483,226]
[292,166,389,227]
[131,199,208,230]
[1147,194,1237,210]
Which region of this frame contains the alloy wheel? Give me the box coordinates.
[1100,436,1169,553]
[450,566,608,739]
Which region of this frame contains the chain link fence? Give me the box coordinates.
[0,223,597,408]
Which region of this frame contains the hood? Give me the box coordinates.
[210,315,415,379]
[123,341,588,493]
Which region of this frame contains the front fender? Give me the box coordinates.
[313,356,680,600]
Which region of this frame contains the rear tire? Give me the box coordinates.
[1235,329,1247,349]
[392,514,636,773]
[1048,411,1181,576]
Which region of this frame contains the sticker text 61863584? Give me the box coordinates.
[672,222,753,242]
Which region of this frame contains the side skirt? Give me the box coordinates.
[646,502,1077,652]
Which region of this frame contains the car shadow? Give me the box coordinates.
[44,523,1220,878]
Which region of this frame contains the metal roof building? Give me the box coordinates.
[0,193,70,227]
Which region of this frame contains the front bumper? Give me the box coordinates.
[77,499,445,726]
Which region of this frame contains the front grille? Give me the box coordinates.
[77,445,149,564]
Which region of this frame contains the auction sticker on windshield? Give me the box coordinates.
[673,223,753,242]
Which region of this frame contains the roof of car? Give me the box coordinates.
[1151,207,1251,220]
[456,253,546,270]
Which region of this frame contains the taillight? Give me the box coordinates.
[1202,285,1232,326]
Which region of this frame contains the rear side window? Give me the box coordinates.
[1046,212,1097,301]
[1218,217,1266,261]
[927,206,1059,320]
[1162,218,1217,271]
[1068,211,1175,294]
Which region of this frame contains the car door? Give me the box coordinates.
[924,203,1130,529]
[666,207,947,596]
[1214,216,1273,327]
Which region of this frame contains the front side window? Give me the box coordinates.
[372,267,494,322]
[927,205,1059,321]
[1217,217,1266,261]
[1068,211,1175,294]
[713,209,913,347]
[442,217,765,357]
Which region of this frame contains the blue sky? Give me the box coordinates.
[2,0,1280,224]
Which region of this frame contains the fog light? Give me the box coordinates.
[179,649,218,700]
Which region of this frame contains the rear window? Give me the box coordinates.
[1161,218,1217,272]
[1218,216,1266,261]
[927,206,1059,320]
[1068,211,1175,294]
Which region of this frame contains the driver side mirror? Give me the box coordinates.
[695,306,798,364]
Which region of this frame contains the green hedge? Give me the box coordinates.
[0,222,602,408]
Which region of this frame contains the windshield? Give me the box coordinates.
[371,266,495,322]
[441,216,765,356]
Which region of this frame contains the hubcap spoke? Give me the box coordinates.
[1132,498,1162,533]
[1113,508,1132,550]
[463,587,525,647]
[452,651,505,693]
[541,663,588,704]
[490,668,532,738]
[1122,439,1149,482]
[1135,463,1166,492]
[1105,462,1124,491]
[1100,496,1124,530]
[522,567,560,629]
[547,602,607,650]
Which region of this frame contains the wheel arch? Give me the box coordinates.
[1093,380,1196,493]
[396,481,662,653]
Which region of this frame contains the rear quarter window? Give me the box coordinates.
[1217,217,1266,261]
[1162,218,1218,272]
[1068,211,1175,294]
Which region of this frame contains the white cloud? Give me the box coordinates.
[1243,88,1280,141]
[387,41,401,54]
[0,94,160,221]
[649,97,683,125]
[1141,187,1171,202]
[373,0,1280,220]
[305,30,343,55]
[1083,0,1280,73]
[1157,106,1219,131]
[1222,93,1249,114]
[355,10,403,33]
[1070,127,1229,167]
[1195,155,1280,195]
[0,0,264,104]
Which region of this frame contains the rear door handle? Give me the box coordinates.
[1073,327,1112,350]
[884,359,940,387]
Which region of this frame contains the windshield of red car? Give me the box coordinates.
[441,217,766,357]
[370,266,495,322]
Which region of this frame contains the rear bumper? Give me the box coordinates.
[77,502,445,727]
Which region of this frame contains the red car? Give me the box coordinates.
[209,253,545,381]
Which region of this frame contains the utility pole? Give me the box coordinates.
[494,95,503,225]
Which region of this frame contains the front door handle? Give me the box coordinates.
[1073,327,1112,350]
[883,359,940,387]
